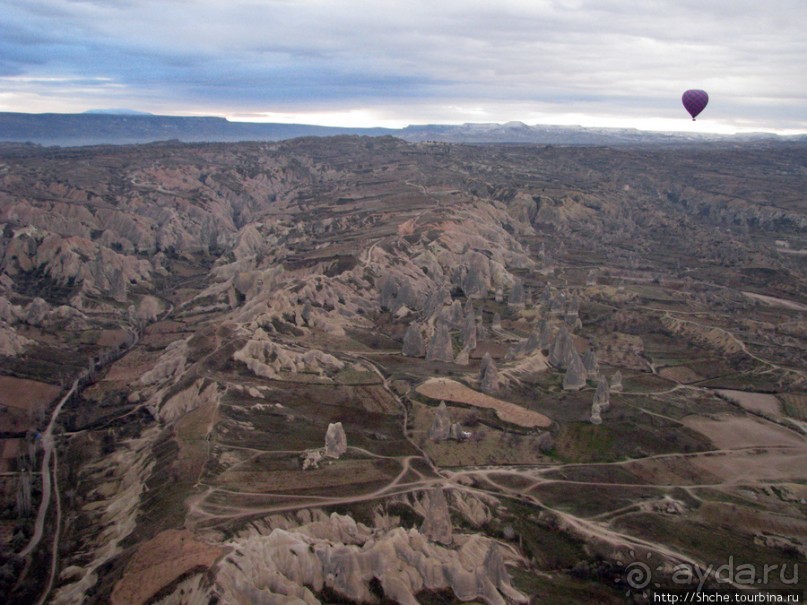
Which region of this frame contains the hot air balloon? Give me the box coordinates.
[682,89,709,121]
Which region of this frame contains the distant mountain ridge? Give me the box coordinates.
[83,108,155,116]
[0,111,803,147]
[0,112,395,146]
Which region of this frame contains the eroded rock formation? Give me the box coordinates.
[590,403,603,425]
[562,349,587,391]
[429,401,452,441]
[610,370,624,392]
[420,486,453,544]
[549,324,574,369]
[324,422,348,458]
[582,348,599,378]
[402,322,426,357]
[479,353,500,393]
[593,376,610,411]
[210,512,528,605]
[426,321,454,363]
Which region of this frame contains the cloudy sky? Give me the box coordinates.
[2,0,805,133]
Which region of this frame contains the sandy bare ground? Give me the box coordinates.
[96,329,128,348]
[0,376,60,411]
[0,376,61,432]
[111,529,227,605]
[681,414,806,484]
[690,449,807,484]
[416,378,551,428]
[659,366,704,384]
[100,346,166,383]
[743,291,807,311]
[681,414,804,449]
[716,389,781,416]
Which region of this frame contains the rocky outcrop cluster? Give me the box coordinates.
[211,512,528,605]
[158,379,220,424]
[1,228,153,299]
[302,422,349,469]
[564,296,582,330]
[234,329,345,379]
[429,402,470,442]
[548,324,575,369]
[506,323,543,360]
[0,296,90,354]
[0,323,33,356]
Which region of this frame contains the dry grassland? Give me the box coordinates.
[111,529,227,605]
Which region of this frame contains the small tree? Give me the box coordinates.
[16,469,32,518]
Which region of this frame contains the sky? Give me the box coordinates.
[1,0,806,134]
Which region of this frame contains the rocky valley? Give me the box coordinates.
[0,136,805,604]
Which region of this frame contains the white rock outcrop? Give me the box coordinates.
[479,353,499,393]
[420,486,453,544]
[593,376,610,411]
[461,308,477,350]
[455,344,471,366]
[159,379,219,424]
[538,319,553,350]
[426,321,454,363]
[449,422,470,441]
[402,323,426,357]
[562,349,587,391]
[234,332,345,379]
[324,422,348,459]
[590,402,602,425]
[212,513,528,605]
[610,370,624,392]
[548,324,574,369]
[0,323,33,356]
[429,401,452,441]
[582,348,599,378]
[507,278,524,309]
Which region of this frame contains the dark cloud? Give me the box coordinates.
[1,0,804,131]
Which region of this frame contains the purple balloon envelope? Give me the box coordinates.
[682,89,709,121]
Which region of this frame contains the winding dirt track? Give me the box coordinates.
[184,316,806,598]
[19,380,77,559]
[20,321,144,604]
